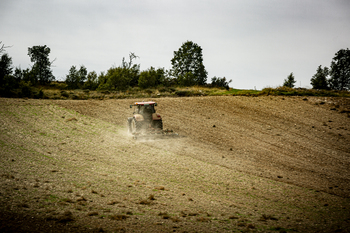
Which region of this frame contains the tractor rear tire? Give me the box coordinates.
[127,118,133,133]
[153,119,163,130]
[131,118,142,133]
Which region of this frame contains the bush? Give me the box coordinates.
[19,81,33,98]
[60,90,69,98]
[210,76,232,90]
[33,89,44,99]
[139,68,157,89]
[175,90,192,96]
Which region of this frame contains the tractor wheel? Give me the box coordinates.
[131,118,142,133]
[127,118,133,134]
[153,119,163,130]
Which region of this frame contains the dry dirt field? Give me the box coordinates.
[0,96,350,232]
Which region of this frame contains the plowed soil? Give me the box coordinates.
[1,96,350,232]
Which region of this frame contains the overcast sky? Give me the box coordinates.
[1,0,349,90]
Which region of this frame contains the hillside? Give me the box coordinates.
[1,96,349,232]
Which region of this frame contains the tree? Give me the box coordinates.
[65,65,88,89]
[28,45,55,84]
[77,65,88,86]
[283,72,296,88]
[83,71,99,90]
[138,67,168,89]
[329,48,350,90]
[65,66,79,89]
[101,53,140,91]
[0,41,11,55]
[310,65,329,90]
[0,53,13,86]
[171,41,207,86]
[138,67,157,89]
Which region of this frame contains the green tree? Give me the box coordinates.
[138,67,157,89]
[27,45,55,84]
[97,72,107,89]
[177,71,196,86]
[310,65,329,90]
[78,65,87,86]
[65,65,87,89]
[22,68,36,84]
[329,48,350,90]
[0,53,13,86]
[138,67,166,89]
[83,71,98,90]
[65,66,79,89]
[171,41,207,86]
[283,72,296,88]
[101,53,140,91]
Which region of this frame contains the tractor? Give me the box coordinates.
[127,101,163,134]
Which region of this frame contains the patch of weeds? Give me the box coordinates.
[175,90,192,97]
[60,91,69,98]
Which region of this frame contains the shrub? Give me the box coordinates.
[19,81,32,98]
[210,76,232,90]
[60,90,69,98]
[175,90,192,96]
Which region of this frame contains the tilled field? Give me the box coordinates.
[1,96,350,232]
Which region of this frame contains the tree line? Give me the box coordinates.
[283,48,350,90]
[1,40,349,98]
[0,40,231,98]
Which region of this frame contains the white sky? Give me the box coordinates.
[1,0,349,90]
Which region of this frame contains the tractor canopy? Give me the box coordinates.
[130,101,157,108]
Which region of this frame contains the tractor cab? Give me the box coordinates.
[130,101,157,114]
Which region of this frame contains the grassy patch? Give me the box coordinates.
[261,86,350,97]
